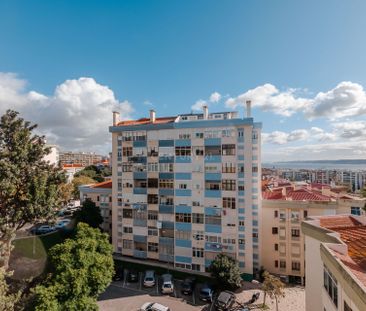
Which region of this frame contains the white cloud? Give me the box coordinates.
[225,84,309,117]
[262,129,309,145]
[0,74,133,153]
[310,127,337,142]
[332,121,366,139]
[306,82,366,120]
[191,99,207,111]
[209,92,221,103]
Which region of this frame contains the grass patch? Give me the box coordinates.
[114,258,215,284]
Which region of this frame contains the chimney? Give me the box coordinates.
[203,105,208,120]
[149,109,156,123]
[246,100,252,118]
[113,111,120,126]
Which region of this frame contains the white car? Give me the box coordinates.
[161,274,174,294]
[55,219,71,229]
[143,270,156,287]
[139,302,170,311]
[36,225,56,234]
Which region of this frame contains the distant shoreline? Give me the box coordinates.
[262,160,366,170]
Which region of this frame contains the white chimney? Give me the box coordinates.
[113,111,120,126]
[150,109,156,123]
[246,100,252,118]
[203,105,208,120]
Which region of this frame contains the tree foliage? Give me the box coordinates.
[74,165,111,183]
[0,110,64,269]
[0,268,20,311]
[262,271,285,311]
[59,183,73,204]
[71,175,96,198]
[33,223,114,310]
[75,199,103,229]
[210,253,242,289]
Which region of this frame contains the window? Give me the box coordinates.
[192,247,204,258]
[159,179,174,189]
[272,227,278,234]
[179,183,187,189]
[274,243,278,251]
[175,263,191,270]
[304,210,308,218]
[194,147,204,156]
[205,145,221,156]
[206,182,220,190]
[175,146,191,156]
[192,213,204,224]
[97,196,100,202]
[147,178,158,188]
[222,162,236,173]
[351,207,361,216]
[147,194,158,204]
[292,261,301,271]
[227,223,236,227]
[223,197,236,209]
[175,213,191,223]
[123,227,132,234]
[195,132,204,139]
[279,210,286,221]
[222,179,236,191]
[159,163,174,172]
[205,235,221,243]
[205,215,221,225]
[178,133,191,139]
[238,238,245,245]
[148,227,158,236]
[252,165,258,173]
[176,230,191,240]
[291,228,300,237]
[192,201,200,206]
[291,211,300,221]
[148,242,158,252]
[324,265,338,307]
[123,209,132,218]
[275,260,278,268]
[148,211,158,220]
[280,260,286,269]
[222,144,236,156]
[274,210,278,218]
[279,228,286,238]
[192,264,201,271]
[239,220,245,226]
[192,231,204,240]
[122,239,133,249]
[122,147,133,157]
[238,163,244,173]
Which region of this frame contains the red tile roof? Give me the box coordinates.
[117,116,176,126]
[63,164,84,168]
[287,189,331,201]
[91,180,112,189]
[320,215,362,229]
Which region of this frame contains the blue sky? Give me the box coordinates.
[1,0,366,161]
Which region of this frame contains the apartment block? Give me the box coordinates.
[79,180,112,234]
[262,184,366,284]
[109,106,262,278]
[59,151,103,166]
[302,215,366,311]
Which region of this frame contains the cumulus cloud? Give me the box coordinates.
[310,127,337,142]
[332,121,366,139]
[191,99,207,111]
[209,92,221,103]
[262,129,309,145]
[0,73,133,153]
[225,84,309,117]
[306,82,366,120]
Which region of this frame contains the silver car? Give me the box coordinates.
[161,274,174,294]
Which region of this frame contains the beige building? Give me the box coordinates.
[43,145,59,166]
[59,151,103,166]
[63,164,85,183]
[302,215,366,311]
[262,184,365,284]
[79,180,112,234]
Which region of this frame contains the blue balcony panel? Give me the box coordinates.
[205,242,222,252]
[175,173,191,180]
[175,222,191,232]
[204,138,221,146]
[133,235,147,243]
[175,205,192,213]
[159,205,174,214]
[159,254,174,263]
[205,173,222,181]
[175,255,192,264]
[204,207,221,216]
[159,237,174,245]
[205,224,222,233]
[133,171,147,179]
[175,156,191,163]
[133,250,147,259]
[175,189,192,197]
[205,190,222,198]
[161,221,174,229]
[133,141,147,147]
[159,189,174,196]
[133,188,147,195]
[159,172,174,179]
[133,219,147,227]
[175,139,191,147]
[237,155,245,161]
[238,172,245,178]
[204,155,221,163]
[159,156,174,163]
[238,191,245,196]
[159,140,174,147]
[175,239,192,248]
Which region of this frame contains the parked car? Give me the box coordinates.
[36,225,56,235]
[113,266,124,281]
[139,302,170,311]
[143,270,156,287]
[181,277,196,295]
[161,274,174,294]
[199,284,214,302]
[55,219,71,230]
[127,269,139,282]
[215,291,236,310]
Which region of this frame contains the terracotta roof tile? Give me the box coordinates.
[91,180,112,189]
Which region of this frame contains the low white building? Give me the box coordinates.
[302,215,366,311]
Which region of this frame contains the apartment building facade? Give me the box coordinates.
[59,151,103,166]
[79,180,112,234]
[262,186,366,284]
[110,106,262,278]
[302,215,366,311]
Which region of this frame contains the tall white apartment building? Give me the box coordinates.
[109,105,262,279]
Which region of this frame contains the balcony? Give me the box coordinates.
[133,250,147,259]
[205,242,223,252]
[159,204,174,214]
[204,190,222,198]
[133,187,147,195]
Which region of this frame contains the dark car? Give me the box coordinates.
[127,269,139,282]
[113,267,124,281]
[181,278,196,295]
[215,291,236,310]
[199,284,214,302]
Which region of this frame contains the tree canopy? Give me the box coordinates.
[33,223,114,311]
[0,110,64,268]
[74,165,111,183]
[75,199,103,229]
[71,175,96,198]
[210,253,242,289]
[262,271,285,311]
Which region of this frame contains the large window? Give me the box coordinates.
[148,242,158,252]
[223,197,236,209]
[123,209,132,218]
[148,211,158,220]
[351,206,361,216]
[291,228,300,237]
[175,213,192,223]
[176,230,191,240]
[159,163,174,172]
[122,239,133,249]
[192,213,204,224]
[222,162,236,173]
[324,265,338,307]
[292,261,301,271]
[192,247,204,258]
[148,194,158,204]
[122,147,133,157]
[205,215,221,225]
[222,144,236,156]
[222,180,236,191]
[175,146,191,156]
[159,179,174,189]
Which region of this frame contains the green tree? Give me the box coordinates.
[210,253,242,289]
[262,271,285,311]
[74,165,111,183]
[59,183,73,204]
[33,223,113,311]
[75,199,103,229]
[0,110,64,269]
[71,175,96,198]
[0,268,20,311]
